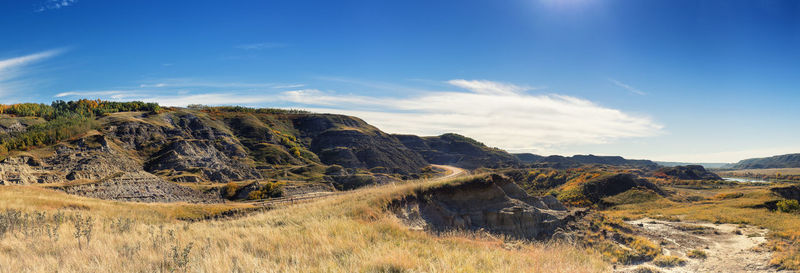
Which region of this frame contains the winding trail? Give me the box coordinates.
[429,164,467,180]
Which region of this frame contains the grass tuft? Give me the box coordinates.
[652,255,687,267]
[687,249,708,259]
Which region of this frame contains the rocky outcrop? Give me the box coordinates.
[47,136,142,182]
[144,139,261,182]
[654,165,722,180]
[104,116,174,152]
[391,174,574,240]
[59,171,219,203]
[0,135,142,185]
[0,156,42,185]
[0,121,27,134]
[395,133,520,169]
[103,111,261,182]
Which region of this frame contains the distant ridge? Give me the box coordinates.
[655,161,729,169]
[726,153,800,169]
[513,153,658,169]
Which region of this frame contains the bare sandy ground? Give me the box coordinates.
[616,218,786,273]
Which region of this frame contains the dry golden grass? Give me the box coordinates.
[0,176,609,273]
[0,185,254,222]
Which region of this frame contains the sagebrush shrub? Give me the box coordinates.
[777,199,800,213]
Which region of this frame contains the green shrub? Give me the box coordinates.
[777,199,800,213]
[247,182,284,200]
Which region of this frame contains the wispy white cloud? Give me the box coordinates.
[608,78,646,95]
[137,78,301,89]
[0,49,65,97]
[235,43,287,50]
[272,84,306,89]
[0,49,63,72]
[54,90,128,98]
[447,79,535,95]
[318,76,441,94]
[36,0,78,12]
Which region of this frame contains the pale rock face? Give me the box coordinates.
[144,139,261,182]
[0,156,39,185]
[58,171,219,203]
[0,122,27,134]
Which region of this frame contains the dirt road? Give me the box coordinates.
[429,164,467,180]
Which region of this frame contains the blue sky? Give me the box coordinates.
[1,0,799,162]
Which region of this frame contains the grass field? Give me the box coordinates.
[0,176,609,273]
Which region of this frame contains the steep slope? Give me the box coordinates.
[395,133,520,169]
[727,153,800,169]
[213,111,429,174]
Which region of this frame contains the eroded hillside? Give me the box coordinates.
[0,102,522,202]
